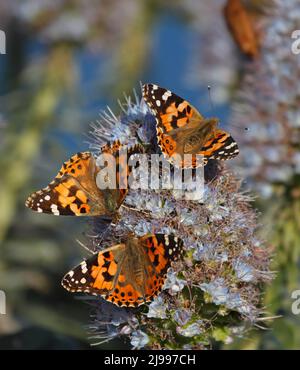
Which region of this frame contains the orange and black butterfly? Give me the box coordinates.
[25,141,143,217]
[142,83,239,168]
[224,0,259,58]
[62,234,184,307]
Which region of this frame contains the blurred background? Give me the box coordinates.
[0,0,299,349]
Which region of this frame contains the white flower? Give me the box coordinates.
[147,296,167,319]
[233,260,255,282]
[163,270,185,295]
[173,309,191,326]
[177,321,203,337]
[130,330,149,349]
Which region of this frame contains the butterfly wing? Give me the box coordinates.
[224,0,259,58]
[143,84,239,167]
[62,242,150,307]
[62,243,126,296]
[143,84,203,134]
[25,152,108,216]
[101,234,184,307]
[97,141,145,210]
[138,234,184,301]
[25,142,144,216]
[62,234,184,308]
[143,84,204,159]
[200,129,239,162]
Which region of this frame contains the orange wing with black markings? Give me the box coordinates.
[143,84,203,134]
[61,234,184,308]
[25,152,104,216]
[25,141,144,216]
[199,129,239,161]
[143,83,204,163]
[224,0,259,58]
[143,83,239,168]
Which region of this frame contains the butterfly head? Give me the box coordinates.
[196,117,219,140]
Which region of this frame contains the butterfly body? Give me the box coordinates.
[171,117,219,155]
[115,237,154,298]
[62,234,184,307]
[143,84,239,167]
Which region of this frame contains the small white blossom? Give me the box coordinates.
[147,296,167,319]
[177,321,203,337]
[131,330,150,349]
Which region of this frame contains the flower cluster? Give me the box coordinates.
[229,0,300,197]
[224,0,300,349]
[84,90,272,349]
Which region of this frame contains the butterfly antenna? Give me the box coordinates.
[207,85,215,113]
[208,85,249,132]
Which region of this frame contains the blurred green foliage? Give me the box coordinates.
[0,0,176,349]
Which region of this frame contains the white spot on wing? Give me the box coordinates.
[162,90,172,101]
[50,204,60,215]
[81,261,88,274]
[225,142,236,149]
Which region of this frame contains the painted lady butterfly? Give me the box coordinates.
[142,83,239,168]
[25,141,143,217]
[62,234,184,307]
